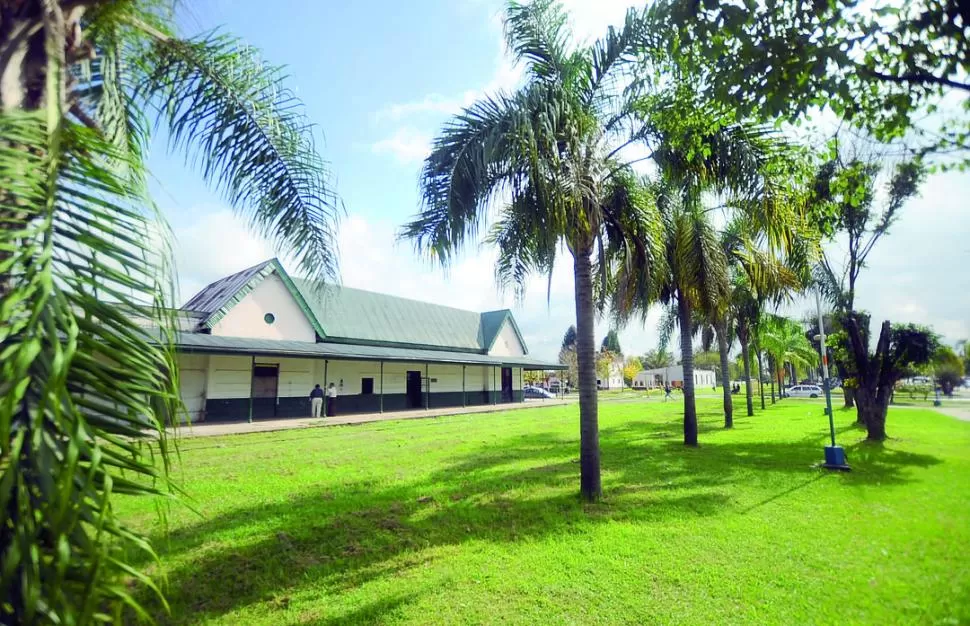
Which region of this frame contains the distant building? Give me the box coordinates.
[166,258,561,422]
[633,366,716,389]
[597,359,624,390]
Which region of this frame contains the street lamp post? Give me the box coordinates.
[815,291,849,470]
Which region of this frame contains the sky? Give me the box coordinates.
[147,0,970,362]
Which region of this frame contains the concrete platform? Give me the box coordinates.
[170,398,569,438]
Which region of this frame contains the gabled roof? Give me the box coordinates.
[181,259,530,354]
[480,310,529,354]
[182,259,274,314]
[182,259,325,338]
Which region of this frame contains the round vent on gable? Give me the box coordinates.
[264,313,276,325]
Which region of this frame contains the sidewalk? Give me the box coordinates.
[171,398,569,438]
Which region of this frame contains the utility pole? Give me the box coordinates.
[816,291,849,470]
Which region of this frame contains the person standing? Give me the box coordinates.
[664,383,672,402]
[309,384,324,418]
[327,382,338,417]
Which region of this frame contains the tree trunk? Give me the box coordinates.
[854,384,890,441]
[573,248,601,501]
[756,349,766,410]
[716,320,733,428]
[844,316,897,440]
[678,290,698,446]
[791,362,798,385]
[769,355,776,403]
[843,386,855,409]
[740,336,754,417]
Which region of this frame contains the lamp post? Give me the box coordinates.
[815,291,849,470]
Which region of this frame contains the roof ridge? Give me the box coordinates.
[182,258,276,309]
[291,278,487,316]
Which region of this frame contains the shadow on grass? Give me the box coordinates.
[133,403,943,624]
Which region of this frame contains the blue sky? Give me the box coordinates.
[149,0,970,361]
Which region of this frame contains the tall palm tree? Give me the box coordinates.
[616,82,792,445]
[1,2,340,621]
[401,1,661,501]
[759,314,819,398]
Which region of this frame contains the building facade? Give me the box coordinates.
[171,259,560,423]
[597,360,624,390]
[633,366,716,389]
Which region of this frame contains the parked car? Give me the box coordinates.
[784,384,823,399]
[524,386,555,399]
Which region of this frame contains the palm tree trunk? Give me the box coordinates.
[740,337,754,417]
[756,349,766,409]
[573,247,601,501]
[677,290,698,446]
[716,320,732,428]
[776,359,783,400]
[769,355,776,403]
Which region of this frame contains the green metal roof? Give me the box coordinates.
[182,258,534,355]
[291,278,516,353]
[171,332,562,369]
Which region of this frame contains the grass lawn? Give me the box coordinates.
[118,398,970,625]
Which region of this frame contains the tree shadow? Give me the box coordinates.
[132,405,944,624]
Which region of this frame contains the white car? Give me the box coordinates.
[785,385,823,398]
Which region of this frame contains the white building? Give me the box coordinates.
[170,259,560,422]
[633,366,716,389]
[597,359,624,390]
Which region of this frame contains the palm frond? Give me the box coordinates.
[657,304,678,351]
[486,186,558,301]
[1,114,178,623]
[504,0,578,82]
[135,31,341,283]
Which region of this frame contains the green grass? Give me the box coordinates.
[118,399,970,625]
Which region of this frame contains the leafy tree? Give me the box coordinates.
[812,150,932,439]
[841,320,938,438]
[641,348,675,369]
[601,329,622,355]
[646,0,970,161]
[0,2,340,622]
[933,346,965,396]
[558,346,579,389]
[958,339,970,374]
[814,154,924,312]
[523,370,545,385]
[562,325,577,351]
[401,0,660,500]
[622,356,643,387]
[597,351,621,386]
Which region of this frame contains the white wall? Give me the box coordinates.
[205,355,252,399]
[187,353,523,403]
[178,353,208,422]
[212,274,316,342]
[311,360,519,394]
[488,320,525,357]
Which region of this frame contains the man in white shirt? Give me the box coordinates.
[326,382,338,417]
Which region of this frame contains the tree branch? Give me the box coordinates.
[861,67,970,93]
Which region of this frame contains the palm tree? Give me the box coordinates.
[759,315,819,398]
[401,1,660,501]
[616,83,793,444]
[1,3,340,621]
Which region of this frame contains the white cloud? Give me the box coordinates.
[371,127,432,164]
[170,208,274,304]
